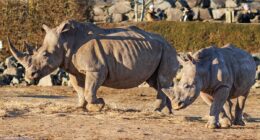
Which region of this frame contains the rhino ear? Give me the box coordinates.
[187,54,196,64]
[57,21,74,33]
[42,24,51,33]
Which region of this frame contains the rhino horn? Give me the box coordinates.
[162,88,175,101]
[23,41,35,55]
[42,24,51,33]
[7,37,29,66]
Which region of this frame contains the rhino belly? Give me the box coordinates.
[103,47,162,89]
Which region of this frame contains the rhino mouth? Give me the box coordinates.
[25,77,40,85]
[172,101,187,110]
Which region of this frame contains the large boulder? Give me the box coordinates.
[210,0,225,9]
[0,74,12,85]
[112,13,123,22]
[155,0,172,10]
[225,0,237,8]
[200,0,211,8]
[38,75,53,86]
[5,56,17,68]
[199,8,212,20]
[108,1,132,15]
[93,15,107,22]
[186,0,200,8]
[192,7,200,20]
[248,2,260,11]
[93,6,107,16]
[212,8,226,19]
[165,8,183,21]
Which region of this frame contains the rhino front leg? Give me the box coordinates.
[69,74,87,109]
[206,87,230,129]
[84,70,107,112]
[234,91,249,126]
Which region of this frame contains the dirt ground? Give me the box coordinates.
[0,86,259,140]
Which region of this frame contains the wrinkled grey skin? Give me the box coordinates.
[165,45,256,129]
[8,20,179,112]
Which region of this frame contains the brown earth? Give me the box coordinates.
[0,86,259,140]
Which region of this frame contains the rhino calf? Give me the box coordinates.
[8,20,179,113]
[165,44,256,129]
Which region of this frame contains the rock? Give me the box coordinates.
[112,13,123,22]
[10,77,19,86]
[199,8,212,20]
[125,11,135,21]
[138,82,150,88]
[251,15,260,23]
[252,54,260,66]
[252,81,260,89]
[225,0,237,8]
[212,8,226,20]
[93,6,106,16]
[0,74,12,85]
[5,56,17,68]
[175,0,190,9]
[248,2,260,11]
[200,0,211,8]
[93,15,107,22]
[0,62,6,73]
[3,66,18,77]
[108,1,132,15]
[186,0,199,8]
[38,75,53,86]
[62,77,70,86]
[192,7,200,20]
[155,0,172,10]
[165,8,183,21]
[210,0,225,9]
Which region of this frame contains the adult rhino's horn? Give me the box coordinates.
[7,37,28,65]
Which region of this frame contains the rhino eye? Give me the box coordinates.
[183,83,189,88]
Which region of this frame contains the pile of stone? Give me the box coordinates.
[0,56,70,87]
[92,0,260,23]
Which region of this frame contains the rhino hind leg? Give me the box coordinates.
[233,91,249,126]
[84,70,107,112]
[200,91,232,128]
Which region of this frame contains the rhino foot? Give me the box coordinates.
[205,122,220,129]
[219,117,232,128]
[233,119,245,126]
[154,99,166,112]
[86,98,105,112]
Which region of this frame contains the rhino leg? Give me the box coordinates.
[69,74,87,109]
[84,70,107,112]
[146,74,171,113]
[203,87,230,129]
[234,91,249,126]
[200,92,232,128]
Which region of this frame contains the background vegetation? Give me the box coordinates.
[103,21,260,53]
[0,1,259,61]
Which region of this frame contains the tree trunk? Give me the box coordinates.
[140,0,145,21]
[134,0,138,22]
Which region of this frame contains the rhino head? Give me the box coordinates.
[8,21,76,84]
[166,53,210,110]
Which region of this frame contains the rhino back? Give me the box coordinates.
[219,45,256,96]
[200,45,256,97]
[74,31,165,88]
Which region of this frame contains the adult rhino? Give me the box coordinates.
[164,44,256,129]
[8,20,179,112]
